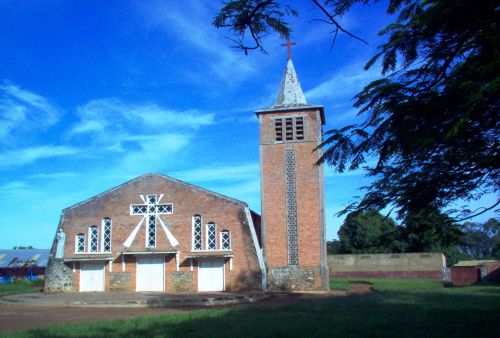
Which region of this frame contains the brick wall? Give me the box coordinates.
[451,266,480,285]
[47,174,262,292]
[259,107,328,291]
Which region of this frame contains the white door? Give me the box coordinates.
[136,257,164,292]
[80,262,105,292]
[198,258,225,292]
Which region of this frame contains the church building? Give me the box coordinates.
[44,55,329,293]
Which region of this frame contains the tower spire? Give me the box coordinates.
[274,59,307,107]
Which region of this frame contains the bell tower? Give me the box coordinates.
[257,55,329,290]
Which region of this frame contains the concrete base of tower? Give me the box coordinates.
[320,265,330,291]
[266,265,327,291]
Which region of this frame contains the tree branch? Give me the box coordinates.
[310,0,368,45]
[455,199,500,222]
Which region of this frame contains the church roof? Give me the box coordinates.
[274,59,307,107]
[63,173,249,212]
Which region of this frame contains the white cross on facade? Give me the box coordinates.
[123,194,179,248]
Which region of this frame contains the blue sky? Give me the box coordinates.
[0,1,496,249]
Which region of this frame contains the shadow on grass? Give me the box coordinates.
[12,288,500,338]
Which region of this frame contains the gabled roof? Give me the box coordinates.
[0,249,49,268]
[64,173,248,212]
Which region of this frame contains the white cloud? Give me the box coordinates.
[28,172,78,179]
[0,181,30,192]
[0,83,60,141]
[136,0,262,81]
[0,145,79,168]
[305,62,381,102]
[117,133,192,175]
[171,163,259,183]
[67,98,215,161]
[70,98,215,138]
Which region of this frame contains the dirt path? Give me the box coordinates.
[0,304,190,333]
[0,291,364,333]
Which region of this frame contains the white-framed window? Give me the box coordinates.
[89,226,99,253]
[220,230,231,251]
[146,215,156,247]
[76,233,86,253]
[192,215,202,251]
[101,218,112,253]
[206,222,216,250]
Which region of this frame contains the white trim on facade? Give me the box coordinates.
[123,217,145,248]
[220,230,231,251]
[206,222,216,250]
[101,217,112,253]
[192,215,203,251]
[88,226,99,253]
[75,233,86,253]
[244,207,267,291]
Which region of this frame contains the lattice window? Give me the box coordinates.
[285,149,299,265]
[76,233,85,253]
[147,215,156,247]
[275,116,305,142]
[295,117,304,140]
[147,194,156,204]
[285,118,294,140]
[102,218,112,253]
[192,215,202,251]
[156,204,173,213]
[206,223,216,250]
[275,118,283,141]
[220,230,231,250]
[89,226,98,253]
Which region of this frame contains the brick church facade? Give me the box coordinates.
[45,57,329,293]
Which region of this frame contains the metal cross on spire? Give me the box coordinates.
[281,39,297,60]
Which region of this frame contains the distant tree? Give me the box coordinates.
[401,208,462,263]
[214,0,500,221]
[12,246,34,250]
[327,239,342,254]
[338,210,402,253]
[459,218,499,260]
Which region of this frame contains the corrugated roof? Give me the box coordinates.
[0,249,49,268]
[454,260,498,267]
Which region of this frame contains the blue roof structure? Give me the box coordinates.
[0,249,49,268]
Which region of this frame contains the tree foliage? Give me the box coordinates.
[459,218,499,259]
[402,208,462,253]
[338,210,403,253]
[335,208,465,264]
[214,0,500,221]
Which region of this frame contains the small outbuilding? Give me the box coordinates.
[0,249,49,282]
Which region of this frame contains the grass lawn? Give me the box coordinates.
[3,279,500,338]
[0,280,43,296]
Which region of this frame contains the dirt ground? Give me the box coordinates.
[0,304,181,333]
[0,289,369,333]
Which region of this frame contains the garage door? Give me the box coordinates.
[198,258,225,292]
[136,257,164,292]
[80,262,105,292]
